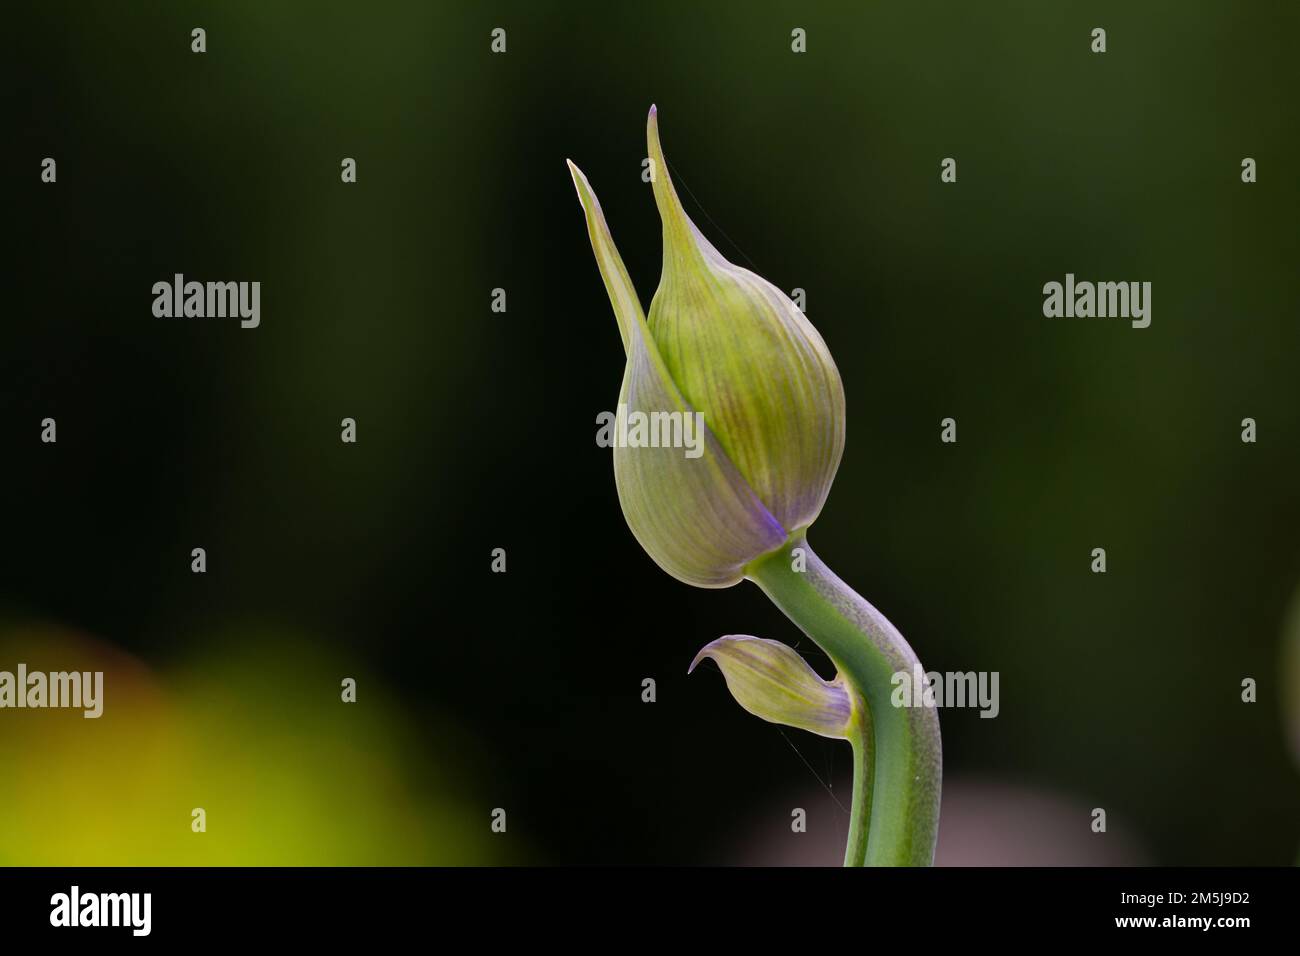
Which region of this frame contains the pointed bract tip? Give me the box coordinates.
[689,634,741,674]
[566,159,592,203]
[687,635,853,740]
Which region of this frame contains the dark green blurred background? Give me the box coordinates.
[2,1,1297,864]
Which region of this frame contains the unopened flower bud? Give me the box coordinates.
[569,107,845,587]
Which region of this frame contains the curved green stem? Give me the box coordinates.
[746,535,942,866]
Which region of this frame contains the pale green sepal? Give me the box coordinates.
[689,634,852,739]
[569,157,788,588]
[567,159,638,355]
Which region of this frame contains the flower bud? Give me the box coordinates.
[568,107,845,587]
[689,635,853,739]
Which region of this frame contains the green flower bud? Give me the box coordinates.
[569,107,845,587]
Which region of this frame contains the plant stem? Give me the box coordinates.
[746,535,942,866]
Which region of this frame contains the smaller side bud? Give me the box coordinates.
[689,635,853,739]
